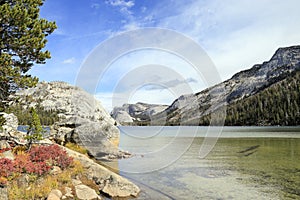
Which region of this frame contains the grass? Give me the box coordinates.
[8,160,85,199]
[65,142,89,155]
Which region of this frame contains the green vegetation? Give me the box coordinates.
[199,71,300,126]
[65,142,89,155]
[224,71,300,126]
[26,107,43,146]
[0,0,56,126]
[5,104,59,125]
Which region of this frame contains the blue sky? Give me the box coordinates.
[30,0,300,111]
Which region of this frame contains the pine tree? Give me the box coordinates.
[0,0,56,125]
[26,107,43,147]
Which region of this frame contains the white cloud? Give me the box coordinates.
[105,0,135,16]
[151,0,300,80]
[95,89,176,113]
[105,0,134,8]
[62,57,76,64]
[74,0,300,112]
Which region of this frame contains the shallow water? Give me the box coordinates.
[102,126,300,200]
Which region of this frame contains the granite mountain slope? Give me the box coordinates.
[111,45,300,125]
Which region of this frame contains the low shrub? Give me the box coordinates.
[8,160,86,200]
[0,158,15,178]
[0,144,74,186]
[29,145,73,169]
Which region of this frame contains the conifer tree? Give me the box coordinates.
[0,0,56,125]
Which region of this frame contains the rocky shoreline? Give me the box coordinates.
[0,81,141,199]
[0,113,140,199]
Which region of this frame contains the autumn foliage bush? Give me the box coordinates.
[29,145,73,169]
[0,145,73,186]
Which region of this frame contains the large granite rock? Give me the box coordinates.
[0,112,26,142]
[0,113,18,133]
[10,81,121,159]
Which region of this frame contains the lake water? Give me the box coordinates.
[103,126,300,200]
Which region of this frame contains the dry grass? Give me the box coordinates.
[65,142,89,155]
[8,159,86,199]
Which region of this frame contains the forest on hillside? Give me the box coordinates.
[199,71,300,126]
[5,104,59,126]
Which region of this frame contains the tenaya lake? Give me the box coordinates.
[100,126,300,200]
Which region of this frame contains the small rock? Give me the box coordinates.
[16,174,30,187]
[2,150,14,160]
[38,138,53,145]
[75,184,101,200]
[47,189,62,200]
[72,179,82,186]
[50,166,62,175]
[64,187,73,198]
[0,187,8,200]
[0,141,10,149]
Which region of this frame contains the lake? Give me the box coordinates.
[102,126,300,200]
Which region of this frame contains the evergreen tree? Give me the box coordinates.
[26,107,43,147]
[0,0,56,125]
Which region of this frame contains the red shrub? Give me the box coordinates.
[0,158,15,177]
[24,161,51,176]
[0,145,74,185]
[29,145,73,169]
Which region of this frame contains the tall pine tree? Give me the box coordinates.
[0,0,56,125]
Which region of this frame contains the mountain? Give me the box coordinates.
[8,81,123,159]
[223,70,300,126]
[111,45,300,126]
[111,102,168,125]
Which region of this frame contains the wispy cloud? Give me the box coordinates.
[105,0,134,7]
[62,57,76,64]
[144,78,198,91]
[91,3,100,9]
[151,0,300,80]
[105,0,135,15]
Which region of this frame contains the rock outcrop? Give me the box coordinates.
[0,112,26,144]
[111,102,168,125]
[64,146,140,198]
[9,81,121,159]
